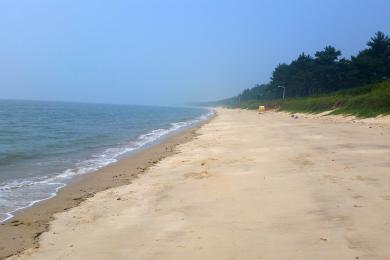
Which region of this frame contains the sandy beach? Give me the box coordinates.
[8,108,390,259]
[0,126,201,259]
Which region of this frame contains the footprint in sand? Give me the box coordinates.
[323,175,342,183]
[355,176,378,182]
[184,171,210,179]
[291,156,314,167]
[383,195,390,201]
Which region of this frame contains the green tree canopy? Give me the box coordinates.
[221,31,390,103]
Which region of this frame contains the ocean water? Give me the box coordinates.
[0,100,212,222]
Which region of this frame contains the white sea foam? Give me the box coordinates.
[0,109,214,223]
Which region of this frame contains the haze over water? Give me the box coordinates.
[1,1,389,105]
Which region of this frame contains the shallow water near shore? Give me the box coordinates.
[0,100,212,222]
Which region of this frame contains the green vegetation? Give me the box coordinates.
[209,31,390,117]
[228,80,390,117]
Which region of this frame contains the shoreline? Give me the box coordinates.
[0,108,214,224]
[0,115,214,259]
[9,108,390,259]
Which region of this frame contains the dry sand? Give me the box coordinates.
[10,108,390,259]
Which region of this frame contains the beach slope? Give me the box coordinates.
[12,108,390,259]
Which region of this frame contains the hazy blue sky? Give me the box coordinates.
[0,0,389,105]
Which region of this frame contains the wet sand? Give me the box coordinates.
[8,108,390,259]
[0,122,206,259]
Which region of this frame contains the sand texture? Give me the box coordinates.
[0,127,200,259]
[11,109,390,259]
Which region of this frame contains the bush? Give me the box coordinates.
[228,80,390,117]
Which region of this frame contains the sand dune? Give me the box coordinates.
[12,108,390,259]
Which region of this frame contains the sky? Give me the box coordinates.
[0,0,389,105]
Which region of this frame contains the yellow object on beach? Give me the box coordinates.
[258,105,265,112]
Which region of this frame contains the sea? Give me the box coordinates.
[0,100,212,222]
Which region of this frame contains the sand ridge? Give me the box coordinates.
[11,108,390,259]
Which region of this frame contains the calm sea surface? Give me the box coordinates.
[0,100,212,222]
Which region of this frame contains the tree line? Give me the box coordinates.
[223,31,390,104]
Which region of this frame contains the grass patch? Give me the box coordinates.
[225,80,390,118]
